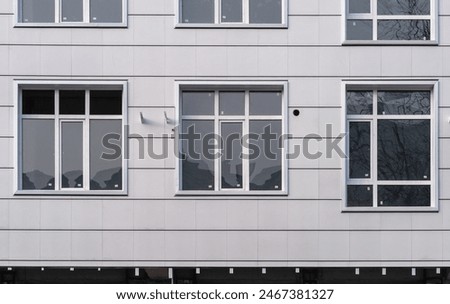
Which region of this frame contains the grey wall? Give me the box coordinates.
[0,0,449,267]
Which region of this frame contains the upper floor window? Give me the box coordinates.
[18,0,126,25]
[177,84,287,195]
[346,0,436,42]
[345,83,437,210]
[179,0,286,26]
[17,82,127,195]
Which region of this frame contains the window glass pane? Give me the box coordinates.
[21,0,55,23]
[249,120,282,191]
[249,0,282,24]
[90,0,122,23]
[62,0,83,22]
[219,92,245,115]
[181,0,215,23]
[378,91,430,115]
[249,92,282,115]
[22,90,55,115]
[90,120,122,190]
[349,0,371,14]
[222,0,243,22]
[378,185,430,207]
[349,122,371,179]
[22,119,55,190]
[61,122,83,189]
[90,91,122,115]
[182,92,215,115]
[181,120,215,190]
[378,119,430,181]
[347,185,373,207]
[378,0,430,15]
[347,91,373,115]
[60,90,85,115]
[221,122,243,189]
[347,20,373,40]
[378,20,430,40]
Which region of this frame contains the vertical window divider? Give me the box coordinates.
[84,90,90,191]
[243,0,249,24]
[372,0,378,41]
[215,0,220,24]
[214,91,220,191]
[54,90,61,191]
[372,90,378,207]
[243,90,250,191]
[84,0,90,23]
[55,0,60,23]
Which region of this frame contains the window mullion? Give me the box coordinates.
[55,0,60,23]
[373,90,378,207]
[214,91,220,191]
[243,90,250,191]
[54,90,61,190]
[243,0,249,24]
[372,0,377,40]
[85,90,90,190]
[215,0,220,24]
[84,0,90,23]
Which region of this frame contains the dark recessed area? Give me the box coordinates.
[293,109,300,116]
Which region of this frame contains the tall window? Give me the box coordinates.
[19,85,125,194]
[179,0,285,25]
[346,0,435,41]
[179,88,285,193]
[346,86,435,208]
[18,0,125,24]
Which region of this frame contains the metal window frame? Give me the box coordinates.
[341,80,439,212]
[14,80,128,196]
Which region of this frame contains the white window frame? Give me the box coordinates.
[14,80,128,196]
[175,0,288,28]
[175,81,289,196]
[342,0,438,44]
[341,80,439,212]
[15,0,128,27]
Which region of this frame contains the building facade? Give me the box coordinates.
[0,0,449,283]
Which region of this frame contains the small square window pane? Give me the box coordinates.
[347,91,373,115]
[181,120,215,190]
[90,120,122,190]
[249,120,282,191]
[21,0,55,23]
[61,122,83,189]
[182,0,215,23]
[378,185,430,207]
[219,92,245,115]
[249,0,282,24]
[90,0,122,23]
[22,90,55,115]
[90,91,122,115]
[378,20,430,40]
[222,0,243,23]
[378,91,430,115]
[349,122,371,179]
[378,119,430,181]
[378,0,430,15]
[347,20,373,40]
[62,0,83,22]
[22,119,55,190]
[60,91,85,115]
[249,92,282,115]
[182,92,215,115]
[347,185,373,207]
[349,0,371,14]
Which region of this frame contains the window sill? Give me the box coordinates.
[175,190,288,196]
[175,23,287,29]
[342,40,438,46]
[342,206,438,213]
[14,22,127,28]
[15,190,128,196]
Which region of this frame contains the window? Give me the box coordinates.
[178,85,286,194]
[18,0,125,25]
[346,0,435,41]
[345,84,437,209]
[179,0,285,26]
[18,82,126,194]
